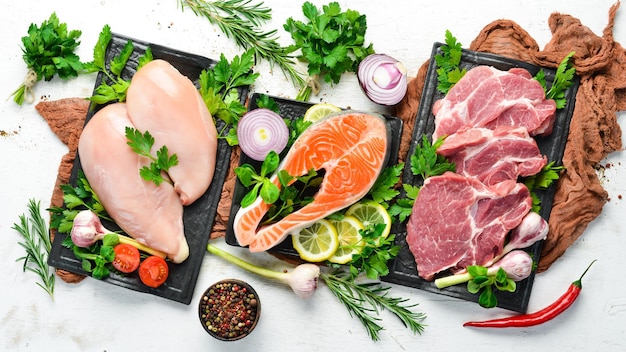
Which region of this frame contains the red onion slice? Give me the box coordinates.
[357,54,408,106]
[237,108,289,161]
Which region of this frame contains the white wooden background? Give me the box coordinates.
[0,1,624,351]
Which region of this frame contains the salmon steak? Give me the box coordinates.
[233,111,390,252]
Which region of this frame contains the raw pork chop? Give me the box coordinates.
[78,103,189,263]
[126,59,218,206]
[432,66,556,140]
[405,172,532,281]
[437,126,547,186]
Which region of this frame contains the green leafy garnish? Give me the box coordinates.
[534,51,576,109]
[284,1,375,101]
[522,161,564,212]
[85,24,154,105]
[198,49,259,146]
[347,224,401,280]
[321,271,426,341]
[389,183,420,223]
[367,163,404,210]
[410,134,456,180]
[255,94,281,113]
[235,150,281,207]
[265,168,321,223]
[125,127,179,186]
[466,265,516,309]
[11,12,84,105]
[64,233,120,279]
[49,171,110,234]
[12,199,55,299]
[434,30,466,95]
[179,0,305,89]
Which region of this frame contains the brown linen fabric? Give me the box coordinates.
[396,2,626,272]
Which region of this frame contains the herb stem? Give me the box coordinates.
[179,0,305,89]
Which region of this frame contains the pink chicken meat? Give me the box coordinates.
[78,103,189,263]
[126,59,218,206]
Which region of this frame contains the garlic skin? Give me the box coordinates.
[70,210,106,247]
[491,250,533,281]
[284,264,320,299]
[505,212,548,253]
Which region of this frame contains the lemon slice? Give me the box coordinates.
[328,216,365,264]
[292,219,339,262]
[344,201,392,244]
[303,103,342,123]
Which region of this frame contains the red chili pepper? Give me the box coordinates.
[463,260,596,328]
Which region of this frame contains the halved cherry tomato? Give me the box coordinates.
[138,256,169,288]
[112,244,140,273]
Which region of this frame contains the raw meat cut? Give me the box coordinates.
[432,66,556,140]
[126,59,218,206]
[78,103,189,263]
[233,111,389,252]
[405,172,532,281]
[437,126,547,186]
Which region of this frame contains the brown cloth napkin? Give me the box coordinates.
[396,2,626,272]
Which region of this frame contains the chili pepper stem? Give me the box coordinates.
[572,259,597,288]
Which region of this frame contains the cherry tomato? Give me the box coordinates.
[139,256,169,288]
[112,244,140,273]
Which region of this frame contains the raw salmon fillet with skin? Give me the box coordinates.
[234,111,390,252]
[78,103,189,263]
[126,59,218,206]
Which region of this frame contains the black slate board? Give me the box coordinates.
[224,93,404,256]
[48,33,246,305]
[380,43,579,313]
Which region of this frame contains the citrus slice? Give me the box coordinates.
[292,219,339,262]
[328,216,365,264]
[344,201,392,244]
[303,103,342,123]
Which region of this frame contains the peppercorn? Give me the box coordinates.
[198,280,261,340]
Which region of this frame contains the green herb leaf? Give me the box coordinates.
[435,30,466,95]
[367,163,404,208]
[410,134,455,180]
[125,127,178,186]
[536,51,576,109]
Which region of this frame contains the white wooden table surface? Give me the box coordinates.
[1,1,624,351]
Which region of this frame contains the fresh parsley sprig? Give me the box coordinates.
[198,49,259,146]
[522,161,564,212]
[411,134,456,180]
[367,163,404,210]
[12,199,55,300]
[125,127,179,186]
[49,171,111,234]
[347,224,400,280]
[534,51,576,109]
[85,24,154,106]
[11,12,84,105]
[179,0,305,89]
[284,1,375,101]
[434,30,466,95]
[321,271,426,341]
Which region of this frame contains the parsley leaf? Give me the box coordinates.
[522,161,564,212]
[367,163,404,209]
[198,49,260,146]
[12,12,85,105]
[125,127,179,186]
[389,184,420,223]
[284,1,375,101]
[434,30,466,95]
[410,134,456,180]
[534,51,576,109]
[347,224,401,280]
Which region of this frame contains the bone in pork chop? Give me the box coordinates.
[432,66,556,140]
[436,126,547,186]
[78,103,189,263]
[405,172,532,281]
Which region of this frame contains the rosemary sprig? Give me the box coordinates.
[12,199,55,300]
[320,271,426,341]
[179,0,305,88]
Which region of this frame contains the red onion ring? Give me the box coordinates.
[357,54,408,106]
[237,108,289,161]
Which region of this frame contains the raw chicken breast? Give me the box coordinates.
[78,103,189,263]
[126,59,218,206]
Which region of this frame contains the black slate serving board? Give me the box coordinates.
[48,33,246,305]
[381,42,579,313]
